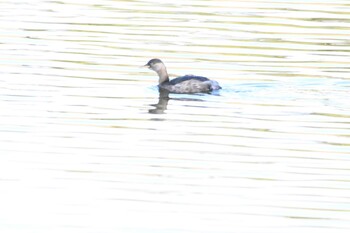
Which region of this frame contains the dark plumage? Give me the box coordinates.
[168,75,209,85]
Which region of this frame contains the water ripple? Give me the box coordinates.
[1,0,350,233]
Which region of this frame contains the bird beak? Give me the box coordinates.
[142,63,151,69]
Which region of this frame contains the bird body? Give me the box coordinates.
[144,59,221,94]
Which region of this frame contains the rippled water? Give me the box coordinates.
[1,0,350,232]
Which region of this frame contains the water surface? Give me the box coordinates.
[1,0,350,233]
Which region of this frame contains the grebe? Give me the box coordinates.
[144,59,221,94]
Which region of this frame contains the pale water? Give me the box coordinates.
[1,0,350,233]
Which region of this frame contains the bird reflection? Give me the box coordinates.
[149,88,208,114]
[148,88,170,114]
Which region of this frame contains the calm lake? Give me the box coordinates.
[1,0,350,232]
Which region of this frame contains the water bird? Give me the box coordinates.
[144,59,221,94]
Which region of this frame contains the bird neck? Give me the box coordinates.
[156,66,169,84]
